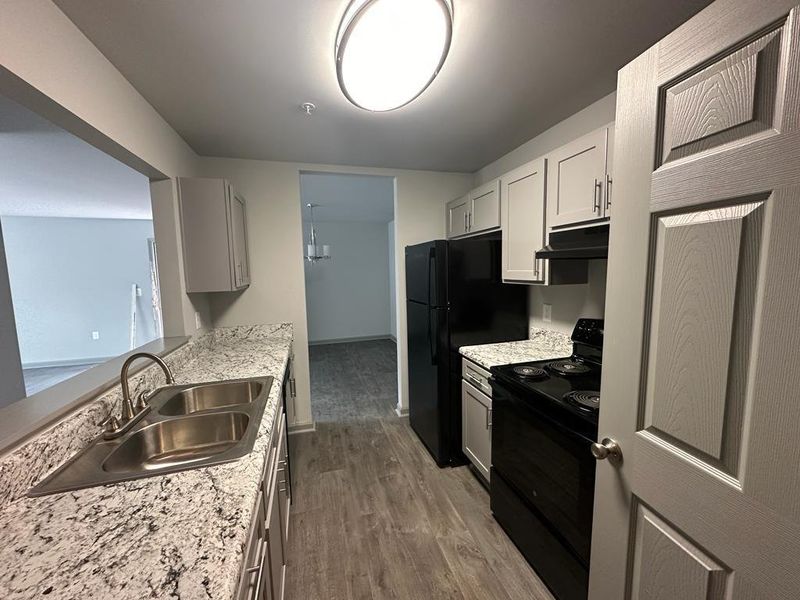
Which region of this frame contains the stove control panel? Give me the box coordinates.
[571,318,604,349]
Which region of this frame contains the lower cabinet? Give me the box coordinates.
[238,408,290,600]
[461,359,492,484]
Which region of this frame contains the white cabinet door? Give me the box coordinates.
[461,380,491,482]
[469,179,501,233]
[547,126,609,228]
[265,461,285,600]
[228,188,250,288]
[446,195,469,238]
[501,158,547,282]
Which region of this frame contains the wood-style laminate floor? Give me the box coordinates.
[22,363,97,396]
[287,337,554,599]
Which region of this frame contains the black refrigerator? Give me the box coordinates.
[405,231,528,466]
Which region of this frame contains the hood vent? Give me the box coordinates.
[535,224,609,260]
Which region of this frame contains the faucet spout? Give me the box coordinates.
[120,352,175,421]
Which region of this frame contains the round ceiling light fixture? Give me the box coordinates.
[335,0,453,112]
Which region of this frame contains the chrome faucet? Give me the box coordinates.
[120,352,175,419]
[103,352,176,438]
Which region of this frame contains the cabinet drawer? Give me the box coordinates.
[462,359,492,397]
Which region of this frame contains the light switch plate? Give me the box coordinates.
[542,303,552,323]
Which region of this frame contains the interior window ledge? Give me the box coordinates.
[0,336,189,456]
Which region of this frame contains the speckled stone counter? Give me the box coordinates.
[0,323,292,600]
[459,328,573,370]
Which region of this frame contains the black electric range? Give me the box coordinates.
[490,318,603,600]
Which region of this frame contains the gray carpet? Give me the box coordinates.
[309,339,398,422]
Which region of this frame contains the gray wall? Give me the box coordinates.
[304,220,392,344]
[0,221,25,406]
[530,260,607,334]
[1,216,158,366]
[388,220,396,339]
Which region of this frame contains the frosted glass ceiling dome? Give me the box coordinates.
[335,0,454,112]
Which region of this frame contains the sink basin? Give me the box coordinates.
[103,411,250,473]
[159,381,263,416]
[28,376,273,497]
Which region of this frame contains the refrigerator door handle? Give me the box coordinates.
[429,308,438,366]
[427,246,436,307]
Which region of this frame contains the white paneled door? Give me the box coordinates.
[591,1,800,598]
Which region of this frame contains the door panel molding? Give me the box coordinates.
[630,503,729,600]
[660,26,783,165]
[641,200,766,476]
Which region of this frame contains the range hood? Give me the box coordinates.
[535,224,609,260]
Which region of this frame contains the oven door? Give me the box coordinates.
[491,380,596,565]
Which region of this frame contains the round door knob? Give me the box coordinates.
[591,437,623,463]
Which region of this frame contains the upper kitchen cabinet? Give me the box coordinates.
[546,124,614,228]
[178,177,251,293]
[469,178,501,234]
[446,194,470,238]
[446,179,501,239]
[501,158,546,283]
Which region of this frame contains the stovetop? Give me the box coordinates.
[491,355,602,424]
[491,318,604,425]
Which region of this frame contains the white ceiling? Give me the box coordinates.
[0,96,152,220]
[53,0,712,173]
[300,172,394,223]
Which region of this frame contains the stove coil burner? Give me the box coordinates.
[547,360,591,376]
[512,365,547,379]
[563,390,600,412]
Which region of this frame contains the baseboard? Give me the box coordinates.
[308,334,393,346]
[394,406,409,417]
[288,420,316,435]
[22,357,112,370]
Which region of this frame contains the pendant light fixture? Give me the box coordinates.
[335,0,454,112]
[305,203,331,263]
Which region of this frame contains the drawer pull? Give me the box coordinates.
[244,538,267,599]
[466,373,488,390]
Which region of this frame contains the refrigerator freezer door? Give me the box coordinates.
[448,232,528,357]
[405,241,447,307]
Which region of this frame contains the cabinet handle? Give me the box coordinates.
[593,179,602,213]
[605,175,612,211]
[466,373,485,389]
[464,213,468,232]
[486,408,492,429]
[244,537,267,598]
[468,212,472,231]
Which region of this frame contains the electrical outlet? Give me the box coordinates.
[542,304,552,323]
[195,311,203,330]
[91,331,100,340]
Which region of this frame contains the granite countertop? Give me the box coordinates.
[459,328,573,370]
[0,325,292,600]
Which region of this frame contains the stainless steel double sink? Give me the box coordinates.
[29,376,273,497]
